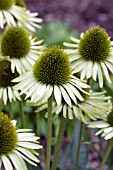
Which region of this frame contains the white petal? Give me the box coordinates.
[59,86,71,107]
[92,62,98,81]
[2,155,13,170]
[17,147,39,163]
[97,63,103,88]
[88,121,109,128]
[9,152,27,170]
[101,62,111,84]
[54,85,62,106]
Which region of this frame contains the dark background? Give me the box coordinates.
[25,0,113,37]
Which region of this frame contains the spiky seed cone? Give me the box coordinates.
[0,0,15,10]
[0,60,19,87]
[33,45,71,86]
[1,26,31,59]
[78,26,111,62]
[0,112,18,156]
[15,0,26,8]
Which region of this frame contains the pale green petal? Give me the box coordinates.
[70,36,80,43]
[104,131,113,140]
[88,121,109,128]
[101,62,111,83]
[68,106,73,119]
[63,104,67,118]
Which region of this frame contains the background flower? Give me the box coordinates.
[0,112,42,170]
[64,26,113,88]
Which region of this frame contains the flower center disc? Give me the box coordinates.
[0,112,18,156]
[0,0,15,10]
[15,0,26,8]
[1,26,31,59]
[78,26,111,62]
[0,60,19,87]
[33,45,71,86]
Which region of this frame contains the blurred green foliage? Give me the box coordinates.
[36,19,79,47]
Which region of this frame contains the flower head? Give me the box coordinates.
[53,91,111,122]
[0,59,21,105]
[0,112,42,170]
[0,0,15,10]
[13,45,90,107]
[0,0,43,32]
[33,45,71,86]
[64,26,113,87]
[88,106,113,140]
[15,0,26,8]
[1,26,45,74]
[0,0,28,29]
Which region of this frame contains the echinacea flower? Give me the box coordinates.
[0,0,28,29]
[64,26,113,88]
[30,91,111,123]
[1,26,45,74]
[15,0,43,32]
[88,107,113,140]
[51,91,111,123]
[0,112,42,170]
[13,45,90,107]
[0,59,21,105]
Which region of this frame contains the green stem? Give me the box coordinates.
[51,117,67,170]
[75,121,83,170]
[19,100,25,128]
[99,138,113,170]
[9,102,14,119]
[46,94,53,170]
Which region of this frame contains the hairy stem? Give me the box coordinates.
[52,116,67,170]
[75,121,83,170]
[99,139,113,170]
[46,94,53,170]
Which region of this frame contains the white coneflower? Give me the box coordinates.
[0,59,21,105]
[88,107,113,140]
[64,26,113,88]
[0,112,42,170]
[15,0,43,32]
[51,91,111,123]
[0,0,28,28]
[31,91,111,123]
[12,45,90,107]
[1,26,45,74]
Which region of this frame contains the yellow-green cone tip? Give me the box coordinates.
[15,0,26,8]
[0,112,18,156]
[78,26,111,62]
[0,0,15,10]
[0,60,19,87]
[33,45,71,86]
[1,26,31,59]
